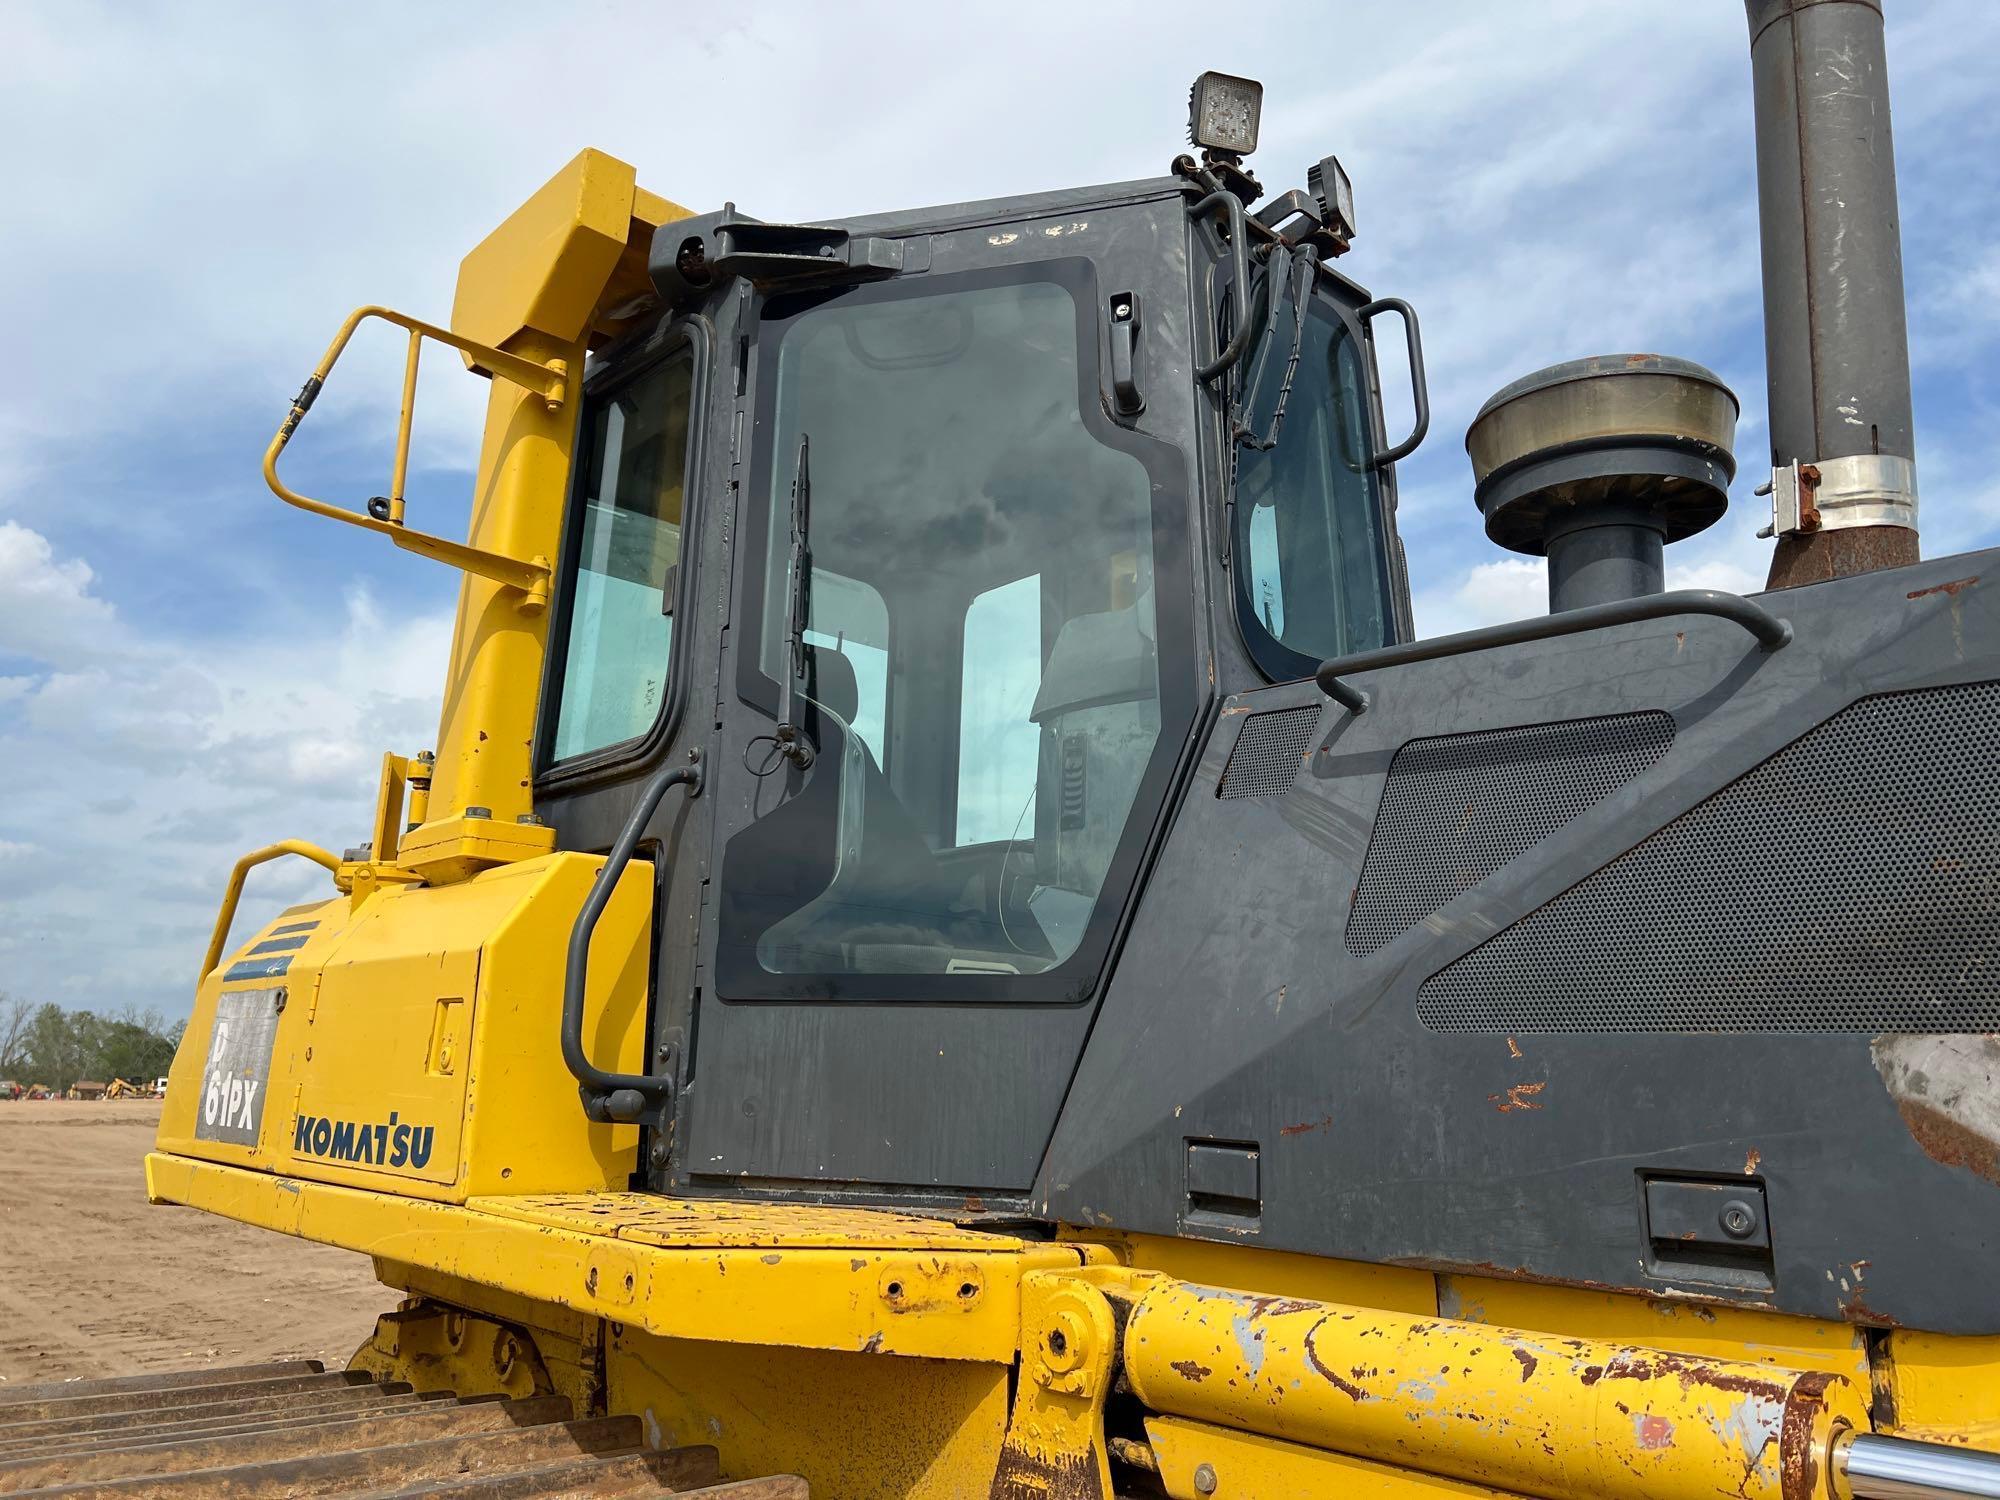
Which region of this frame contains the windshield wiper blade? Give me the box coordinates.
[774,433,815,770]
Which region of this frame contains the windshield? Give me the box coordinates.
[718,266,1189,999]
[1232,267,1395,678]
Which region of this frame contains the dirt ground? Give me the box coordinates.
[0,1099,387,1386]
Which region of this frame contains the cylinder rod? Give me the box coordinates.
[1745,0,1919,585]
[1841,1434,2000,1500]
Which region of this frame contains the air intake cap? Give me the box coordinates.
[1468,354,1738,557]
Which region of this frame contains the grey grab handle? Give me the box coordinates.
[1356,296,1428,467]
[1316,589,1793,715]
[1188,187,1254,382]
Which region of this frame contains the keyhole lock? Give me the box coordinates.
[1719,1199,1760,1240]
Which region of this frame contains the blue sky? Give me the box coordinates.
[2,1,1996,1020]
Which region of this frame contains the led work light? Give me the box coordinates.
[1189,72,1263,157]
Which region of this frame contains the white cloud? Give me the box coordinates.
[1413,557,1547,638]
[0,520,118,661]
[0,525,449,1011]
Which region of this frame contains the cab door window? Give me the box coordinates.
[549,352,694,762]
[718,266,1193,1001]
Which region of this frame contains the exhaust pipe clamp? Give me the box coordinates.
[1757,453,1918,539]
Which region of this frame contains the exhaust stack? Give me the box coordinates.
[1745,0,1919,586]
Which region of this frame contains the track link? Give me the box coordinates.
[0,1360,807,1498]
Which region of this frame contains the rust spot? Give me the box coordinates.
[859,1331,885,1354]
[1634,1413,1675,1450]
[1837,1286,1902,1328]
[1777,1371,1838,1500]
[1511,1347,1538,1382]
[1506,1037,1523,1059]
[1907,575,1978,600]
[1593,1350,1787,1402]
[850,1257,868,1271]
[1303,1321,1374,1403]
[1489,1081,1547,1113]
[1170,1359,1213,1382]
[991,1442,1107,1499]
[1745,1148,1762,1175]
[1280,1115,1333,1138]
[963,1195,986,1212]
[1893,1099,2000,1188]
[760,1253,782,1265]
[1232,1294,1320,1318]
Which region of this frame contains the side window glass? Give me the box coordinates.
[956,574,1043,846]
[550,353,693,761]
[1233,282,1393,671]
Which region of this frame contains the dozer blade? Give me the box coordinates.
[0,1361,809,1498]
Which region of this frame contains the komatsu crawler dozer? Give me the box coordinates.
[10,3,1994,1496]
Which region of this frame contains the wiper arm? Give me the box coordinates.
[1235,242,1316,454]
[774,433,815,770]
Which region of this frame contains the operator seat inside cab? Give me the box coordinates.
[755,645,1057,977]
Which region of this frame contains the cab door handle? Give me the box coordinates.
[1109,291,1144,415]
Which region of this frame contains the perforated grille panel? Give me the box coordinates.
[1218,705,1320,799]
[1346,712,1675,953]
[1418,682,2000,1033]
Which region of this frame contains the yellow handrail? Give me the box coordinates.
[261,305,568,605]
[200,840,344,983]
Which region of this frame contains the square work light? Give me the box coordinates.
[1189,72,1263,157]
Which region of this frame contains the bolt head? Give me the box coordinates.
[1195,1461,1219,1494]
[1041,1309,1087,1374]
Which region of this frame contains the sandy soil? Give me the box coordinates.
[0,1099,387,1386]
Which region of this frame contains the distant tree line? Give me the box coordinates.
[0,993,186,1091]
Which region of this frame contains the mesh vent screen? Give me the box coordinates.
[1218,705,1320,799]
[1347,712,1675,954]
[1418,682,2000,1033]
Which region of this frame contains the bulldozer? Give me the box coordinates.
[7,3,1996,1495]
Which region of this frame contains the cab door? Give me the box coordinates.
[674,193,1211,1201]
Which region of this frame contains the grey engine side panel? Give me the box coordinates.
[1037,551,2000,1333]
